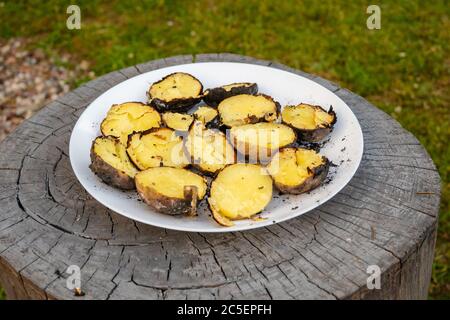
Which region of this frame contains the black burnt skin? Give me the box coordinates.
[323,160,338,186]
[203,82,258,107]
[147,72,204,112]
[150,97,202,113]
[294,136,330,152]
[282,104,337,143]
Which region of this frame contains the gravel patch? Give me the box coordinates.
[0,38,91,141]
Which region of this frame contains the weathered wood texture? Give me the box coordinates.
[0,54,441,300]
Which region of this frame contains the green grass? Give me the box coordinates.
[0,0,448,299]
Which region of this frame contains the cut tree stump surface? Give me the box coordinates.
[0,54,441,300]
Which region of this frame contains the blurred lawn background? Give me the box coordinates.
[0,0,448,299]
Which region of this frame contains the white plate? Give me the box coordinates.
[70,62,363,233]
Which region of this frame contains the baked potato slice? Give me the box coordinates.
[100,102,161,144]
[162,112,193,131]
[203,82,258,107]
[135,167,207,216]
[185,121,236,175]
[90,136,138,190]
[193,106,218,126]
[126,128,189,170]
[208,164,273,226]
[267,147,329,194]
[147,72,203,112]
[218,94,279,127]
[230,122,296,162]
[281,103,336,142]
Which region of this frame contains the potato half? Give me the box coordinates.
[208,164,273,226]
[162,112,193,131]
[126,128,188,170]
[281,104,336,142]
[135,167,207,216]
[147,72,203,112]
[203,82,258,107]
[267,147,329,194]
[90,136,138,190]
[230,122,296,162]
[185,121,236,175]
[193,106,218,126]
[218,94,279,127]
[100,102,161,144]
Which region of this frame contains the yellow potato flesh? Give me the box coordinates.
[186,121,235,173]
[127,129,188,170]
[149,73,202,101]
[267,148,324,186]
[93,137,138,177]
[282,104,334,130]
[193,106,218,124]
[230,122,296,155]
[209,164,273,219]
[136,167,206,199]
[218,94,277,127]
[162,112,193,131]
[101,102,161,143]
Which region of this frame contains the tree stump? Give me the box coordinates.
[0,54,441,300]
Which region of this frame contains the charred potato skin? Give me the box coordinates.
[135,168,206,216]
[282,105,337,143]
[207,195,234,227]
[136,182,197,216]
[272,154,330,194]
[150,97,202,113]
[203,82,258,107]
[147,72,203,113]
[205,116,221,130]
[207,194,265,227]
[89,137,136,190]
